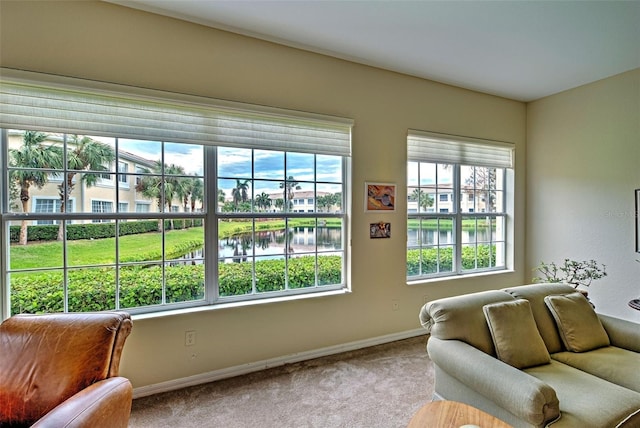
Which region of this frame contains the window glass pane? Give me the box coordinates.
[253,180,278,213]
[68,221,115,267]
[218,147,251,178]
[254,149,284,180]
[9,271,65,314]
[317,154,342,183]
[119,139,161,163]
[9,238,63,270]
[316,183,342,213]
[68,267,117,312]
[165,142,203,176]
[286,152,314,181]
[119,265,163,309]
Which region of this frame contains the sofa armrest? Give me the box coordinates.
[598,314,640,352]
[31,377,132,428]
[427,337,559,426]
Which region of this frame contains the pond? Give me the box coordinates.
[407,228,495,246]
[171,226,343,264]
[219,226,343,262]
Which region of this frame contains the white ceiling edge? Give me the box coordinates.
[105,1,640,102]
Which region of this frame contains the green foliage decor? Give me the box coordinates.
[10,255,343,314]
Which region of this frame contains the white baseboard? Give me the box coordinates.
[133,328,427,399]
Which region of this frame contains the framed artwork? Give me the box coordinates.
[370,222,391,239]
[636,189,640,253]
[365,182,396,212]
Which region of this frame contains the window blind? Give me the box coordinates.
[0,68,353,157]
[407,130,514,168]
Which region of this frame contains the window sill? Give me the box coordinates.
[131,288,351,321]
[406,269,515,287]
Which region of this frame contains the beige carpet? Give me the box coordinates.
[129,335,434,428]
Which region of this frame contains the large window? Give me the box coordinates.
[0,69,352,317]
[407,130,513,280]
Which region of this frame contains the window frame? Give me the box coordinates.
[407,130,514,282]
[0,69,353,318]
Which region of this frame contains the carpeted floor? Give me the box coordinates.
[129,335,435,428]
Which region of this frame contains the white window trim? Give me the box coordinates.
[407,130,515,282]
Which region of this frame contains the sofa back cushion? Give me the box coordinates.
[421,290,515,355]
[483,299,551,368]
[503,283,575,353]
[544,292,610,352]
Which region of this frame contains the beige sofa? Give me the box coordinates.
[419,283,640,427]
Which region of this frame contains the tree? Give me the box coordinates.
[138,162,189,230]
[316,195,330,212]
[9,131,61,245]
[255,192,272,212]
[464,167,497,211]
[57,135,115,240]
[279,176,301,211]
[410,189,433,212]
[191,177,204,212]
[231,179,250,211]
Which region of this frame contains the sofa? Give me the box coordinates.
[419,283,640,427]
[0,311,133,428]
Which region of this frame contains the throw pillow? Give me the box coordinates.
[483,299,550,369]
[544,292,610,352]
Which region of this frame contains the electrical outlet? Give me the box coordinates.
[392,300,400,311]
[185,330,196,347]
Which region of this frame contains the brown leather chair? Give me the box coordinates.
[0,311,133,428]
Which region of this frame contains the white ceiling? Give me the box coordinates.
[109,0,640,101]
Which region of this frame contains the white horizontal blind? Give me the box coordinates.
[407,130,513,168]
[0,68,352,156]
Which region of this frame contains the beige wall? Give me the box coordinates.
[1,1,526,389]
[526,69,640,322]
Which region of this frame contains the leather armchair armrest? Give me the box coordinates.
[31,377,132,428]
[598,313,640,352]
[428,337,559,427]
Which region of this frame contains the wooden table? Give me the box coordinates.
[407,400,512,428]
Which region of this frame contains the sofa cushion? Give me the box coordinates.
[552,346,640,394]
[503,283,576,354]
[483,299,550,369]
[525,360,640,428]
[544,292,610,352]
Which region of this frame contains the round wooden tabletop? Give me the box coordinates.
[407,400,512,428]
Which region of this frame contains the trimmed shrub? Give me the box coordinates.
[10,255,343,314]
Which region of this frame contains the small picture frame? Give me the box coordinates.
[370,222,391,239]
[635,189,640,253]
[365,182,396,212]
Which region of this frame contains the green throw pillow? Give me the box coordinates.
[544,292,610,352]
[483,299,550,369]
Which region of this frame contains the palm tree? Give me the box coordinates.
[255,192,272,212]
[191,177,204,212]
[9,131,61,245]
[410,189,434,212]
[231,179,250,211]
[136,160,165,231]
[279,176,301,211]
[57,135,115,240]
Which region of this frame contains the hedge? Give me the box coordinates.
[406,245,496,276]
[10,255,343,314]
[9,219,203,243]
